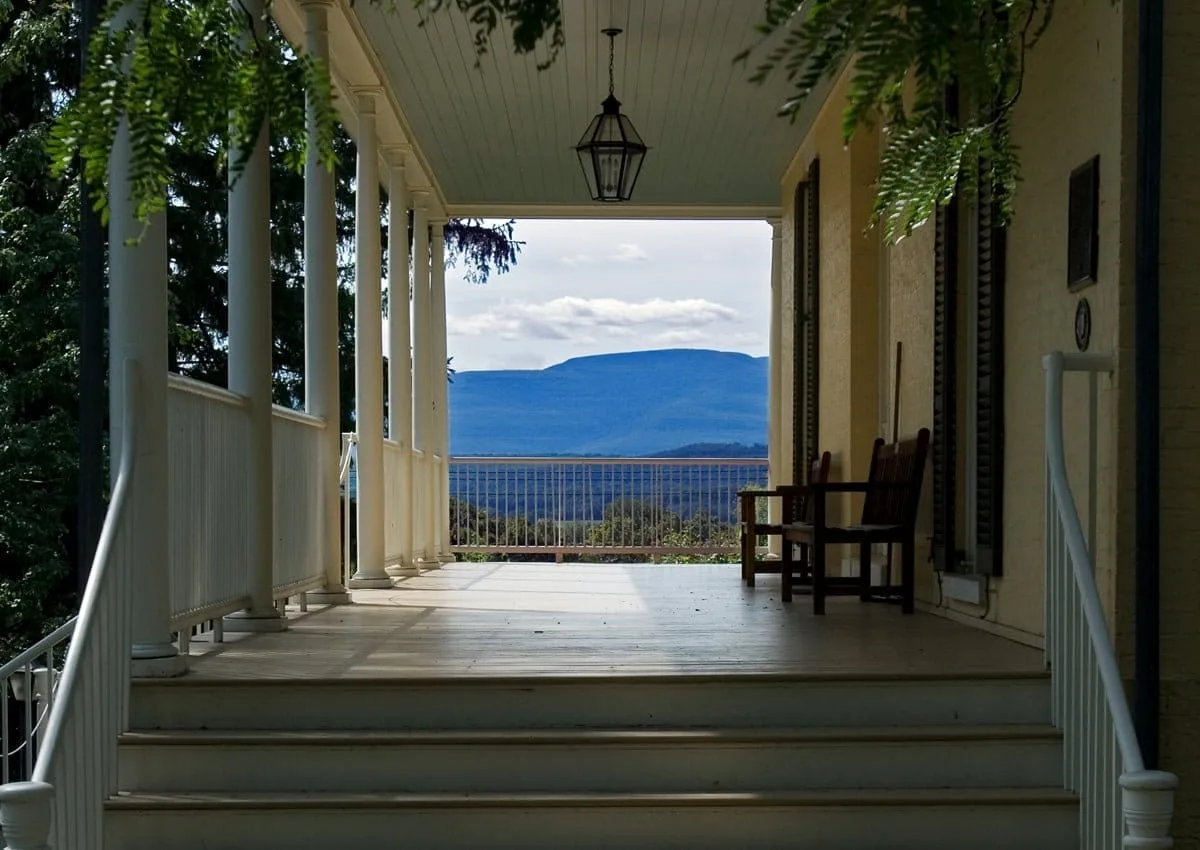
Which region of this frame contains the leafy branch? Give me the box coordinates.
[443,218,522,285]
[733,0,1078,242]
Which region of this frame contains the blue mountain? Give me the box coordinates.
[448,349,768,457]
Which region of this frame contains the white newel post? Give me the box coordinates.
[410,192,436,568]
[385,150,415,576]
[109,24,185,674]
[300,0,350,605]
[766,218,784,557]
[349,89,391,589]
[0,781,53,850]
[1121,770,1179,849]
[430,222,453,562]
[224,0,286,631]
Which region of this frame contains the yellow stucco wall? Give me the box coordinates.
[780,0,1127,638]
[778,2,1200,839]
[781,72,881,542]
[979,0,1125,635]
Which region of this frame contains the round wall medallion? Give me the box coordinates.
[1074,298,1092,352]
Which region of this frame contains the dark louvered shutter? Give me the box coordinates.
[803,159,821,470]
[974,167,1006,575]
[792,180,807,488]
[932,194,958,573]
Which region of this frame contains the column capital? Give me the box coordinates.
[767,217,783,237]
[411,188,431,210]
[352,86,384,112]
[382,144,411,168]
[298,0,335,10]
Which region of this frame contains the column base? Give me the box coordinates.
[348,573,394,590]
[131,644,188,679]
[222,608,288,633]
[386,560,418,577]
[414,555,442,570]
[436,551,456,565]
[307,584,353,606]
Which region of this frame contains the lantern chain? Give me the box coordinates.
[602,27,621,97]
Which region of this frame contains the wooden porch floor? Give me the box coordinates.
[183,563,1042,679]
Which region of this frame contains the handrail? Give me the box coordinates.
[1,619,74,785]
[0,620,75,681]
[1044,352,1141,768]
[339,433,357,588]
[0,358,141,849]
[1042,351,1176,847]
[450,456,768,466]
[36,359,139,782]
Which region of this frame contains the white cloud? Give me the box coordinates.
[449,296,738,342]
[611,243,650,262]
[652,329,707,345]
[443,219,772,371]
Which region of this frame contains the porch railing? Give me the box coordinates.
[1042,351,1176,848]
[0,620,73,786]
[0,359,141,850]
[449,457,768,559]
[168,375,253,631]
[271,407,328,597]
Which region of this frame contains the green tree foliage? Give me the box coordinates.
[449,496,740,565]
[0,0,83,657]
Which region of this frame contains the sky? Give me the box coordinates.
[408,218,773,373]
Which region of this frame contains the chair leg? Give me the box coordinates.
[859,542,871,602]
[812,543,826,615]
[901,536,915,615]
[781,539,792,602]
[740,527,751,586]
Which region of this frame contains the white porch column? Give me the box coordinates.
[767,218,784,557]
[410,191,437,568]
[109,0,184,677]
[349,88,391,589]
[384,149,415,576]
[224,0,286,632]
[300,0,350,605]
[430,221,453,562]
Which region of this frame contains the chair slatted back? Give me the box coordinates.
[860,429,930,527]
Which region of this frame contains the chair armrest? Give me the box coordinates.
[811,481,912,494]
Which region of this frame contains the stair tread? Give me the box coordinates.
[119,724,1061,746]
[107,788,1078,810]
[133,670,1050,687]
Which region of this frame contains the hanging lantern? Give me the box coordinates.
[574,28,647,202]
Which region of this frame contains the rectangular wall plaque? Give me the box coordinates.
[1067,155,1100,290]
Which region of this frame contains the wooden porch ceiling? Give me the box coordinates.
[272,1,828,219]
[182,563,1042,678]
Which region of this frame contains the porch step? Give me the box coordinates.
[129,671,1052,731]
[104,788,1078,850]
[117,725,1063,793]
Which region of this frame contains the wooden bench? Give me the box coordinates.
[782,429,930,614]
[739,451,831,588]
